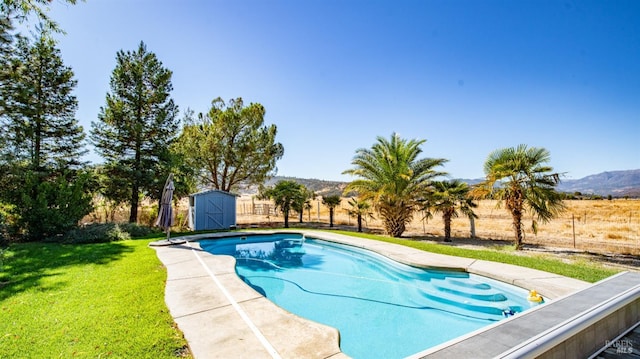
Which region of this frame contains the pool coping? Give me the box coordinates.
[151,230,592,358]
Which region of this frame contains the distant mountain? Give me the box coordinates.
[245,169,640,198]
[265,176,348,196]
[556,169,640,197]
[461,169,640,197]
[240,176,349,196]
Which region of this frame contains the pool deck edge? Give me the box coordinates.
[151,230,593,358]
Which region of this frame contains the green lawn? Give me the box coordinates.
[0,238,190,358]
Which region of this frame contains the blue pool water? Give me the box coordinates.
[200,234,541,358]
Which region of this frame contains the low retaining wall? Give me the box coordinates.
[502,278,640,358]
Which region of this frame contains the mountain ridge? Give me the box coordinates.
[555,169,640,197]
[260,169,640,198]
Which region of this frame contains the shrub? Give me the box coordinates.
[60,223,128,244]
[11,171,93,241]
[0,211,8,247]
[116,223,159,238]
[138,204,159,227]
[59,223,159,244]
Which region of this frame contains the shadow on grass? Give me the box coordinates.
[0,241,132,302]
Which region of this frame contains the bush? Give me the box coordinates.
[0,211,8,247]
[138,204,159,227]
[116,223,159,238]
[60,223,159,244]
[60,223,129,244]
[12,170,93,241]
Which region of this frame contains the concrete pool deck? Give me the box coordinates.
[151,230,610,358]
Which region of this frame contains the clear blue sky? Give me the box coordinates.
[34,0,640,181]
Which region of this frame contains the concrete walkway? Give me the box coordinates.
[151,230,591,359]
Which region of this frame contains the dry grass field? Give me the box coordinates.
[83,196,639,258]
[236,196,640,256]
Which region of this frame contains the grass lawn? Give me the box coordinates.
[331,230,620,283]
[0,238,190,358]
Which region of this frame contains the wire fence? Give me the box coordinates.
[236,198,640,255]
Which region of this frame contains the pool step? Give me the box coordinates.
[415,287,518,318]
[431,278,508,302]
[446,278,492,290]
[412,278,530,319]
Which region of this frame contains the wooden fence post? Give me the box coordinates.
[572,214,576,248]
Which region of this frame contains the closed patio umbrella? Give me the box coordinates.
[155,173,175,241]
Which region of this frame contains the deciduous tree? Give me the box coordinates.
[175,98,284,192]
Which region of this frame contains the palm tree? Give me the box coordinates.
[259,180,305,228]
[292,187,314,223]
[471,144,565,249]
[322,195,341,227]
[347,198,374,232]
[343,133,447,237]
[425,180,477,242]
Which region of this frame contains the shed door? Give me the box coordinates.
[206,196,224,229]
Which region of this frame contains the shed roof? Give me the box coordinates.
[189,189,239,198]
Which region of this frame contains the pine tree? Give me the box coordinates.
[0,33,86,170]
[0,31,91,240]
[91,41,179,223]
[0,14,13,56]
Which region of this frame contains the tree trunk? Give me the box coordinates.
[357,214,363,232]
[130,132,142,223]
[511,209,524,250]
[385,216,406,237]
[329,208,334,227]
[469,216,476,238]
[129,183,139,223]
[283,208,289,228]
[508,188,525,250]
[443,213,452,242]
[382,206,411,237]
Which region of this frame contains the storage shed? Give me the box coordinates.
[188,189,237,231]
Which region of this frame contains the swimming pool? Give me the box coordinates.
[200,233,541,358]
